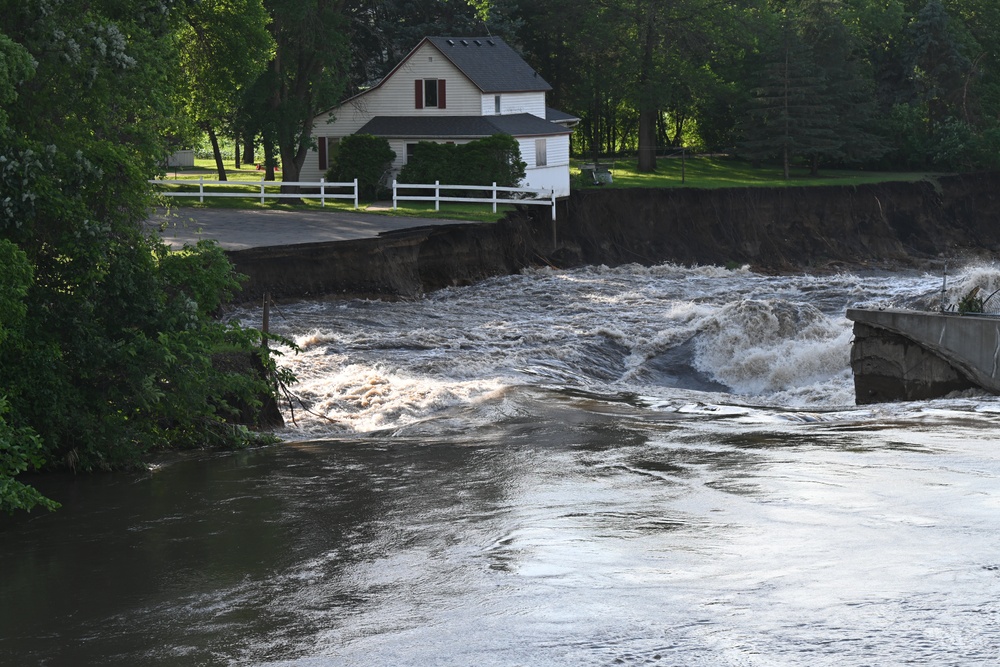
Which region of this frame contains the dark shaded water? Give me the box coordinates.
[3,264,1000,665]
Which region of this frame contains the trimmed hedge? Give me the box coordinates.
[325,134,396,200]
[398,133,526,187]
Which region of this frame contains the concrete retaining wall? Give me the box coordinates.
[847,308,1000,403]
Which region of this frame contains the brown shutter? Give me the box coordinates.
[438,79,446,109]
[318,137,327,170]
[415,79,423,109]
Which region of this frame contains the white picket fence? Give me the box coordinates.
[150,177,359,208]
[393,180,557,220]
[149,177,558,219]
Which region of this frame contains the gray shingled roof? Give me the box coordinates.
[356,114,571,139]
[546,107,580,124]
[426,37,551,93]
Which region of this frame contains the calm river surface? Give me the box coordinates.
[3,262,1000,666]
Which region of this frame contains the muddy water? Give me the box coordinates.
[3,263,1000,666]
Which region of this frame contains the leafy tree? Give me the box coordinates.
[174,0,274,180]
[0,0,288,512]
[255,0,350,194]
[325,134,395,200]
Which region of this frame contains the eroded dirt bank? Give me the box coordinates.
[227,172,1000,301]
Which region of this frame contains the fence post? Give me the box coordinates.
[551,189,557,248]
[492,182,497,214]
[320,178,326,207]
[435,180,440,212]
[199,176,204,203]
[260,176,265,204]
[354,178,359,209]
[392,179,398,210]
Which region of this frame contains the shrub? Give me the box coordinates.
[325,134,395,200]
[398,133,525,187]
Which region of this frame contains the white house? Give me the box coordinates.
[303,36,578,197]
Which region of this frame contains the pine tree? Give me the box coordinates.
[740,16,840,178]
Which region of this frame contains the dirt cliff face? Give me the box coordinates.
[563,173,1000,271]
[227,173,1000,301]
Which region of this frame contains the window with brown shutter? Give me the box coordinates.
[415,80,423,109]
[424,79,438,107]
[318,136,327,170]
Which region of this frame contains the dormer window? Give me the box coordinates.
[415,79,446,109]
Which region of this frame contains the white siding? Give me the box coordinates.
[521,164,570,198]
[301,40,572,194]
[520,134,570,197]
[480,91,547,117]
[303,42,483,182]
[518,135,569,169]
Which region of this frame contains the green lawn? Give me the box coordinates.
[573,156,941,189]
[154,160,513,222]
[153,156,942,223]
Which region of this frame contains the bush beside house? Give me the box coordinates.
[398,134,526,188]
[325,134,396,200]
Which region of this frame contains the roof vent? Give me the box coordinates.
[474,39,482,46]
[487,39,495,46]
[461,39,468,46]
[447,39,454,46]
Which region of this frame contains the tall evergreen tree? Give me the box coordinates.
[798,0,887,168]
[906,0,971,133]
[740,14,840,177]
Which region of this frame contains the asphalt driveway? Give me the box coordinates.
[147,206,473,250]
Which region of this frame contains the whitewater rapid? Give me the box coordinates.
[244,261,1000,438]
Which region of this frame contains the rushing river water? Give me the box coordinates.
[4,262,1000,666]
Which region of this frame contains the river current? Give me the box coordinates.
[3,262,1000,666]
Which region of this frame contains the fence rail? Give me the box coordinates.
[150,177,359,208]
[149,177,558,220]
[393,180,557,220]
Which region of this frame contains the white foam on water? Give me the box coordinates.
[691,299,853,401]
[251,261,1000,435]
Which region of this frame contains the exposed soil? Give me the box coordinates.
[227,172,1000,301]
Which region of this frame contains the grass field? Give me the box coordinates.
[573,156,940,189]
[155,159,515,222]
[154,156,941,222]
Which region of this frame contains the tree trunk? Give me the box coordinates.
[235,138,241,170]
[636,8,658,173]
[263,141,276,182]
[208,127,227,181]
[638,109,658,172]
[279,142,303,204]
[243,135,255,166]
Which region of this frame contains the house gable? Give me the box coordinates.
[306,36,573,196]
[424,37,552,94]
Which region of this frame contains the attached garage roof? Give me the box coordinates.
[356,113,572,140]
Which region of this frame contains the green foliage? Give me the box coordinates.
[958,286,984,314]
[398,134,526,187]
[251,0,349,185]
[0,1,292,511]
[325,134,395,200]
[0,397,58,514]
[0,242,57,513]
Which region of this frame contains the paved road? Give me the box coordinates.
[147,206,473,250]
